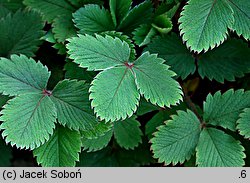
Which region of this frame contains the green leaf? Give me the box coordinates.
[152,14,173,34]
[198,39,250,83]
[132,52,183,107]
[132,24,157,47]
[0,94,57,149]
[34,125,81,167]
[228,0,250,40]
[89,66,140,122]
[117,0,153,33]
[0,55,50,96]
[114,116,143,150]
[52,15,77,43]
[109,0,132,27]
[81,130,113,152]
[237,108,250,139]
[155,1,180,18]
[0,10,44,57]
[51,80,98,130]
[151,110,201,165]
[64,62,96,83]
[146,34,196,79]
[23,0,76,23]
[81,122,113,139]
[136,98,159,116]
[196,128,245,167]
[73,4,115,35]
[67,34,130,71]
[203,89,250,131]
[179,0,234,53]
[0,95,9,108]
[0,137,12,167]
[0,0,25,13]
[0,6,9,19]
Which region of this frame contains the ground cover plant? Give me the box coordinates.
[0,0,250,167]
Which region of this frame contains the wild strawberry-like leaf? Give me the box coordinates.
[203,89,250,131]
[81,122,113,139]
[67,34,130,71]
[198,39,250,83]
[228,0,250,40]
[237,108,250,139]
[0,94,57,150]
[132,52,183,107]
[0,10,44,57]
[132,24,157,47]
[34,125,81,167]
[196,128,245,167]
[0,55,50,96]
[81,129,113,152]
[73,4,115,35]
[114,116,143,150]
[89,66,140,122]
[151,110,201,165]
[51,80,99,131]
[146,34,196,79]
[179,0,234,53]
[109,0,132,27]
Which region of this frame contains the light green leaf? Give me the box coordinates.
[67,34,130,71]
[0,137,12,167]
[132,52,183,107]
[52,15,77,43]
[237,108,250,139]
[0,10,44,57]
[203,89,250,131]
[109,0,132,27]
[89,66,140,122]
[198,39,250,83]
[151,110,201,165]
[152,14,172,34]
[51,80,98,131]
[114,116,143,150]
[228,0,250,40]
[117,0,153,33]
[81,122,113,139]
[132,24,157,47]
[81,130,113,152]
[34,125,81,167]
[146,34,196,79]
[73,4,115,35]
[179,0,234,53]
[196,128,245,167]
[0,94,57,150]
[0,55,50,96]
[23,0,75,23]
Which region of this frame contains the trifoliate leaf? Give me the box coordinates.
[34,125,81,167]
[228,0,250,40]
[51,80,98,131]
[81,122,113,139]
[237,108,250,139]
[132,24,157,47]
[109,0,132,27]
[67,34,130,71]
[146,34,196,79]
[203,89,250,131]
[196,128,245,167]
[0,10,44,57]
[81,130,113,152]
[151,110,201,165]
[0,94,57,150]
[117,0,153,33]
[89,66,140,122]
[198,39,250,83]
[179,0,234,53]
[0,55,50,96]
[114,116,143,150]
[64,62,97,83]
[23,0,75,23]
[132,52,183,107]
[73,4,115,35]
[52,15,77,43]
[0,137,12,167]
